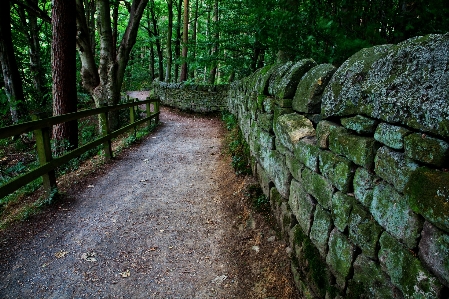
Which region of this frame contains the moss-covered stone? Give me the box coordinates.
[275,138,291,157]
[269,59,317,99]
[321,34,449,139]
[374,123,411,150]
[374,146,419,193]
[273,105,294,125]
[250,123,275,157]
[257,113,274,133]
[280,201,296,237]
[274,113,316,152]
[316,120,345,149]
[253,64,278,95]
[341,115,379,134]
[305,113,323,126]
[285,152,304,181]
[310,205,333,258]
[353,168,379,208]
[276,98,293,108]
[293,63,336,114]
[326,228,357,288]
[329,130,378,169]
[379,232,443,298]
[332,192,355,233]
[260,150,292,198]
[289,179,316,235]
[257,163,271,199]
[419,221,449,286]
[405,167,449,232]
[404,133,449,167]
[349,204,383,259]
[263,97,276,113]
[294,138,320,172]
[347,254,403,299]
[302,168,335,210]
[319,150,355,193]
[371,182,423,249]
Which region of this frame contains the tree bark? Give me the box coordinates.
[208,0,218,85]
[52,0,78,150]
[0,0,26,124]
[174,0,182,82]
[188,0,198,79]
[149,0,164,80]
[180,0,189,81]
[165,0,173,82]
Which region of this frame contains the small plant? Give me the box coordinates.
[245,184,270,213]
[222,111,251,175]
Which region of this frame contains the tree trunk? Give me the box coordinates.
[208,0,218,85]
[149,0,164,80]
[149,43,155,80]
[165,0,173,82]
[52,0,78,150]
[180,0,189,82]
[0,0,26,124]
[189,0,198,79]
[174,0,182,82]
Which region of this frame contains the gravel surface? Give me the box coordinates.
[0,93,300,299]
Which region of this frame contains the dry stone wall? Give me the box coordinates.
[152,81,228,113]
[226,33,449,298]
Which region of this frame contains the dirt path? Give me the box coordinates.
[0,92,299,299]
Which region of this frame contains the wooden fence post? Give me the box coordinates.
[145,97,152,128]
[129,98,136,137]
[32,113,57,194]
[154,100,160,124]
[99,104,113,160]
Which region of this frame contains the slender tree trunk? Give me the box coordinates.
[180,0,189,81]
[174,0,182,82]
[189,0,198,79]
[0,0,26,124]
[165,0,173,82]
[208,0,218,85]
[149,0,164,80]
[112,0,119,58]
[52,0,78,150]
[149,43,155,80]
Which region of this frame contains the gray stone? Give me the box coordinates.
[332,192,355,233]
[285,152,304,182]
[274,113,316,152]
[374,146,419,193]
[269,59,317,99]
[353,167,379,208]
[319,150,355,193]
[316,120,344,149]
[302,168,335,210]
[289,179,316,235]
[260,150,292,198]
[419,222,449,286]
[293,63,336,113]
[371,182,423,249]
[321,34,449,138]
[294,137,320,172]
[374,123,411,150]
[379,232,443,298]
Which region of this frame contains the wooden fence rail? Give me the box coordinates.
[0,96,160,199]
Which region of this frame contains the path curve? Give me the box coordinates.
[0,93,299,298]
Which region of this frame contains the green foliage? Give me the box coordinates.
[222,111,252,175]
[245,184,270,213]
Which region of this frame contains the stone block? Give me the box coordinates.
[319,150,355,193]
[273,105,294,125]
[285,152,304,182]
[347,254,403,299]
[326,228,357,288]
[302,168,335,210]
[305,114,323,126]
[353,167,379,208]
[374,123,411,150]
[405,167,449,232]
[371,182,423,249]
[261,150,292,198]
[329,130,378,169]
[294,137,320,172]
[349,204,383,259]
[310,205,333,258]
[340,115,378,134]
[332,192,355,233]
[263,97,276,113]
[293,63,336,114]
[289,179,316,235]
[374,146,419,193]
[274,113,315,152]
[253,64,277,95]
[258,113,274,133]
[276,98,293,108]
[257,163,271,199]
[268,59,317,99]
[316,120,344,149]
[404,133,449,167]
[379,232,443,298]
[275,138,291,156]
[280,201,296,238]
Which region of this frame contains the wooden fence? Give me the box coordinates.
[0,97,160,198]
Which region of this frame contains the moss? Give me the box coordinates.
[353,168,378,208]
[404,133,449,167]
[374,123,411,150]
[340,115,378,134]
[349,204,382,259]
[405,167,449,232]
[302,168,334,209]
[309,205,333,257]
[319,150,355,193]
[294,138,320,172]
[332,192,355,232]
[326,228,356,288]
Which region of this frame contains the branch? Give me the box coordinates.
[11,0,51,23]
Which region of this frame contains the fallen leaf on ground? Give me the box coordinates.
[55,251,68,258]
[120,269,130,278]
[150,247,158,251]
[87,185,94,188]
[81,252,97,262]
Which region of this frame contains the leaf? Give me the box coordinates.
[81,252,97,262]
[55,250,68,258]
[120,269,130,278]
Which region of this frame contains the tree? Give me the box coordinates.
[165,0,173,82]
[75,0,149,129]
[52,0,78,150]
[208,0,218,84]
[0,0,27,124]
[180,0,189,81]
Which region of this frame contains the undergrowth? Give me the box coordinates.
[221,111,251,175]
